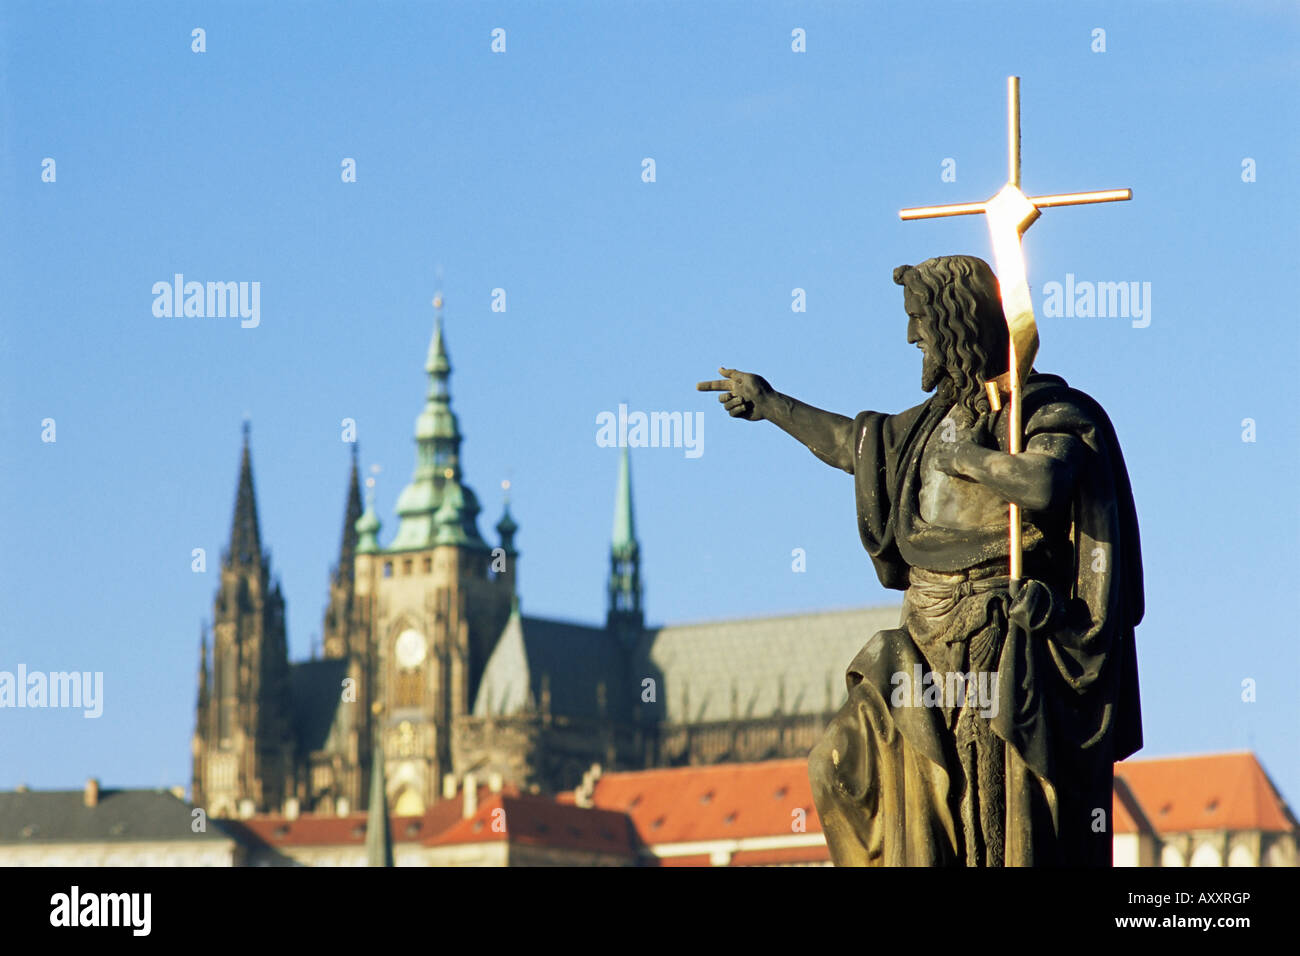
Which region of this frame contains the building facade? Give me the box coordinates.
[1112,752,1298,868]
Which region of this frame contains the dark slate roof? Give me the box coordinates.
[473,614,630,722]
[633,606,902,724]
[290,658,350,754]
[0,789,234,844]
[473,605,903,728]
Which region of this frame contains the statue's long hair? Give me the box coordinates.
[893,255,1009,424]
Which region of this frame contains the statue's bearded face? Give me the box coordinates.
[904,288,945,393]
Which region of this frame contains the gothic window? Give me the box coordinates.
[210,754,236,791]
[395,665,424,708]
[1228,843,1255,867]
[218,652,236,741]
[396,721,416,756]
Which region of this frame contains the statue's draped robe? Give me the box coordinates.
[809,373,1143,866]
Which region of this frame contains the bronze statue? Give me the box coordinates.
[697,254,1143,866]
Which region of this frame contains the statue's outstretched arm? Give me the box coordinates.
[697,367,856,473]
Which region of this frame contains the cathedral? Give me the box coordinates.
[191,300,898,819]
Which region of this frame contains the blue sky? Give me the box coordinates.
[2,1,1297,807]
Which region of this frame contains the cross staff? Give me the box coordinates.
[899,76,1132,592]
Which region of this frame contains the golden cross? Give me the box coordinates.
[898,76,1132,587]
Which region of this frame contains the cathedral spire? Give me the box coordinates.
[427,294,451,383]
[227,421,263,568]
[422,291,459,481]
[198,424,292,817]
[612,445,636,557]
[390,292,488,552]
[607,446,643,641]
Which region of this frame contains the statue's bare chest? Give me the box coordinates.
[918,408,1009,530]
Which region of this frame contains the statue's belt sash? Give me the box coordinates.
[902,563,1013,673]
[907,564,1010,613]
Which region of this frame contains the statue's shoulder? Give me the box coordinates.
[1027,371,1090,409]
[1024,372,1122,441]
[854,396,934,430]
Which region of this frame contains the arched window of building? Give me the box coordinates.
[1190,842,1222,867]
[1227,842,1256,867]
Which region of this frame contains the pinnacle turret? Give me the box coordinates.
[323,446,366,660]
[433,468,488,549]
[356,478,382,555]
[496,481,519,555]
[607,446,643,639]
[335,444,363,584]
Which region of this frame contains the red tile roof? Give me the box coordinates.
[1116,752,1298,834]
[238,785,636,858]
[587,758,823,845]
[1111,776,1153,836]
[236,813,428,847]
[238,787,497,847]
[426,793,638,857]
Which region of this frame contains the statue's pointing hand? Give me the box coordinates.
[696,367,773,422]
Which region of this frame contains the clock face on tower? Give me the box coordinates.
[394,629,427,669]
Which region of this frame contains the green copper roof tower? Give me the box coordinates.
[389,293,488,552]
[611,445,636,555]
[607,446,642,644]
